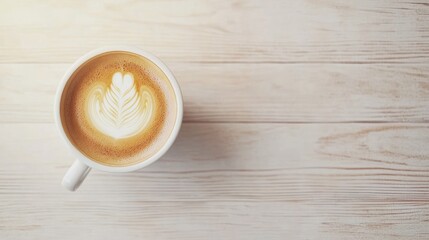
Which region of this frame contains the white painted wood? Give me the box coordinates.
[0,63,428,123]
[0,0,428,63]
[1,0,428,239]
[0,123,428,239]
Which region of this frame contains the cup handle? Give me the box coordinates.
[62,160,91,191]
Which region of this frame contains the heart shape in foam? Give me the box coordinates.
[86,72,154,139]
[113,72,133,92]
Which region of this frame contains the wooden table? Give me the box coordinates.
[1,0,428,239]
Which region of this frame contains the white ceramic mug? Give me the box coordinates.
[54,46,183,191]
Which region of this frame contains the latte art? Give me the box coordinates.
[87,72,154,139]
[60,51,177,166]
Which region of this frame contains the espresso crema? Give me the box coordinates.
[60,51,177,166]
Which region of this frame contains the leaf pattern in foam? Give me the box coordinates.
[87,72,154,139]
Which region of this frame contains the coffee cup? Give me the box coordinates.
[54,46,183,191]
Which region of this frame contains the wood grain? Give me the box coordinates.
[0,0,428,63]
[1,0,428,239]
[0,123,428,239]
[1,63,429,123]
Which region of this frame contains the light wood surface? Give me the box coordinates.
[2,63,429,123]
[1,0,429,64]
[1,0,428,239]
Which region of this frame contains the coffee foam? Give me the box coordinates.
[87,72,154,139]
[60,52,177,166]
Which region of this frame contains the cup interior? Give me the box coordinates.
[54,47,183,172]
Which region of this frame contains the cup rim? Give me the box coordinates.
[54,46,183,172]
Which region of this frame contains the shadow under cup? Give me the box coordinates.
[58,50,182,169]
